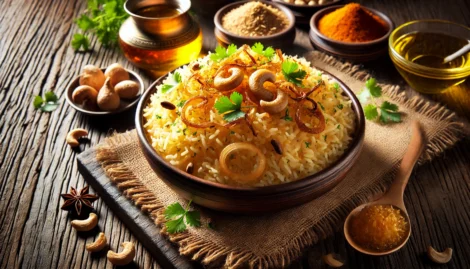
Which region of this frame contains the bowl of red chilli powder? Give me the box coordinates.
[309,3,394,61]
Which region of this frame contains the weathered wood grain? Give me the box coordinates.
[0,0,469,268]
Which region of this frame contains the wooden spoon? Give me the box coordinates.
[344,121,425,255]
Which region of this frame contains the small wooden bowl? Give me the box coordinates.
[135,67,365,213]
[214,0,296,48]
[66,68,144,116]
[309,5,394,61]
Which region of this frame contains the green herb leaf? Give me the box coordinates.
[44,91,58,103]
[305,142,311,148]
[75,14,96,31]
[379,101,401,123]
[33,96,44,109]
[161,72,182,94]
[282,108,292,121]
[251,42,275,60]
[164,201,201,234]
[177,100,186,108]
[71,33,90,51]
[337,104,343,110]
[364,104,379,120]
[357,90,371,104]
[40,103,59,112]
[210,44,238,62]
[282,60,306,86]
[365,78,382,97]
[214,92,245,122]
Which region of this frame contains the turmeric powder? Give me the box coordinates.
[318,3,388,42]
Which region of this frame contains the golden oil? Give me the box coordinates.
[391,32,470,94]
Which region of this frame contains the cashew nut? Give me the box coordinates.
[71,213,98,231]
[114,80,139,99]
[214,67,244,91]
[322,253,345,268]
[248,69,275,101]
[260,89,288,114]
[66,128,89,148]
[72,85,98,107]
[79,65,105,91]
[86,232,107,252]
[104,63,129,87]
[427,246,452,264]
[97,78,120,111]
[107,242,136,266]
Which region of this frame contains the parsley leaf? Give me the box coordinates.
[45,91,58,103]
[177,100,186,108]
[282,60,306,86]
[365,78,382,97]
[33,96,44,109]
[164,201,201,234]
[214,92,245,122]
[364,104,379,120]
[33,91,59,112]
[161,71,182,94]
[71,33,90,51]
[357,89,371,104]
[210,44,237,62]
[379,101,401,123]
[251,42,275,60]
[76,14,96,31]
[282,108,292,121]
[305,142,311,148]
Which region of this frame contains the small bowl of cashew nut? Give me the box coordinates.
[66,63,144,115]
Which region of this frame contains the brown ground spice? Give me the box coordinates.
[222,2,289,37]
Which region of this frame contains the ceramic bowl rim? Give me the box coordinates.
[214,0,296,41]
[135,65,365,194]
[65,68,144,116]
[124,0,192,20]
[272,0,343,10]
[310,4,394,47]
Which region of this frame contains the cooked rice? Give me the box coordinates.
[143,46,356,187]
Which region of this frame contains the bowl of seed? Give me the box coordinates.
[214,0,296,48]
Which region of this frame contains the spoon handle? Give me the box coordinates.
[384,121,425,210]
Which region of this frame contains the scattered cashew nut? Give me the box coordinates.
[104,63,129,87]
[86,232,107,252]
[72,85,98,107]
[427,246,452,264]
[107,242,136,266]
[260,89,288,114]
[71,213,98,231]
[248,69,275,101]
[322,253,345,268]
[79,65,105,91]
[66,128,89,148]
[214,67,244,91]
[114,80,139,99]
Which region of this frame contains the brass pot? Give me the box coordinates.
[120,0,203,77]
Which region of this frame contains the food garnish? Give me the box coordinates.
[282,60,307,86]
[270,139,283,155]
[66,128,89,148]
[107,242,136,266]
[359,78,402,123]
[71,212,99,231]
[160,101,176,110]
[60,186,98,216]
[164,200,201,234]
[33,91,59,112]
[214,92,246,122]
[86,232,107,253]
[161,71,182,94]
[71,0,128,51]
[427,246,453,264]
[251,42,275,60]
[219,142,267,183]
[282,108,293,121]
[322,253,345,268]
[210,44,238,62]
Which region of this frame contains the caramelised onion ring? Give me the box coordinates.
[219,142,266,183]
[295,99,325,134]
[181,96,215,128]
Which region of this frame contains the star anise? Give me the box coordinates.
[60,185,98,215]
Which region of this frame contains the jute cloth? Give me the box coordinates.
[96,51,469,268]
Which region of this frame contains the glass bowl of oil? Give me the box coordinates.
[389,20,470,94]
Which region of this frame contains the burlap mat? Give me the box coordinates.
[96,51,468,268]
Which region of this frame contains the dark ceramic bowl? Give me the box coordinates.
[272,0,343,14]
[136,67,365,213]
[214,0,296,48]
[309,5,394,61]
[66,68,144,116]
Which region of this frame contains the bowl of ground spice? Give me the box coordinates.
[309,3,393,61]
[214,0,296,48]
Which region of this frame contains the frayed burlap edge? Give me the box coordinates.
[95,52,468,269]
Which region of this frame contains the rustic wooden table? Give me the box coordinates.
[1,0,469,268]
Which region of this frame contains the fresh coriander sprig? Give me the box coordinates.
[251,42,275,60]
[214,92,246,122]
[281,60,306,87]
[210,44,237,62]
[359,78,401,123]
[282,108,293,121]
[33,91,59,112]
[164,200,201,234]
[71,0,128,51]
[161,72,182,94]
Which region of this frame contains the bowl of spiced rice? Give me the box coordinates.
[214,0,296,48]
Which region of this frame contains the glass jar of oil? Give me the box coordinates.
[389,20,470,94]
[120,0,203,78]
